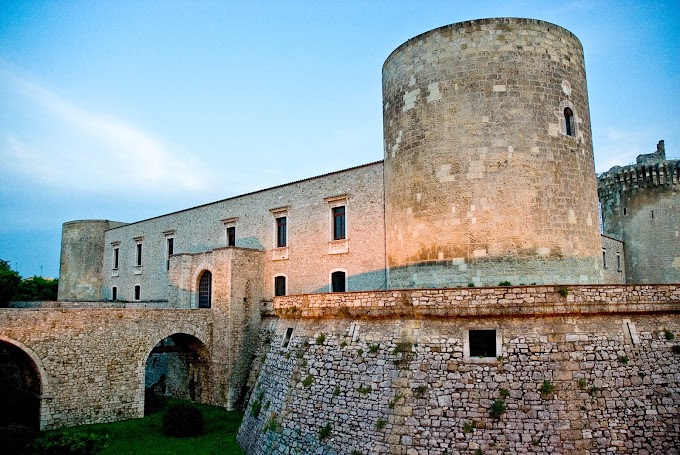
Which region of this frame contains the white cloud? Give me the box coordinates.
[593,127,660,174]
[0,67,211,193]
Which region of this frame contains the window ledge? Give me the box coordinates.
[464,357,499,364]
[111,269,119,277]
[272,247,289,261]
[134,266,143,275]
[328,239,349,254]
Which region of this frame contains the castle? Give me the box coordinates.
[2,18,679,454]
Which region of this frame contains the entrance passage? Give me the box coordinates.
[144,333,208,414]
[0,341,41,432]
[198,271,212,308]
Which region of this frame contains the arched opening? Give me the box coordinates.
[0,340,42,450]
[144,333,208,415]
[198,271,212,309]
[564,107,575,137]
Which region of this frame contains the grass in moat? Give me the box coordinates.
[4,398,245,455]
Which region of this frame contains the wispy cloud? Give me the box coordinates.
[594,127,660,173]
[0,65,210,193]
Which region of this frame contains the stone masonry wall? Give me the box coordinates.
[0,308,217,429]
[238,285,680,454]
[600,235,625,284]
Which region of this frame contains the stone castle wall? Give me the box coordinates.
[383,18,602,288]
[598,159,680,284]
[238,285,680,454]
[600,235,625,284]
[101,162,386,303]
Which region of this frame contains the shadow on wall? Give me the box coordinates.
[0,341,41,431]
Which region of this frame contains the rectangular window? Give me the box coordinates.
[602,250,607,268]
[113,247,119,269]
[275,275,286,296]
[112,286,117,301]
[276,216,287,248]
[227,226,236,247]
[136,243,143,266]
[469,330,497,357]
[332,206,346,240]
[617,253,622,272]
[166,238,174,271]
[282,327,293,348]
[331,271,346,292]
[134,285,141,301]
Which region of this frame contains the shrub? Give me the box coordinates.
[462,421,476,434]
[388,392,403,409]
[664,328,675,340]
[332,387,341,396]
[539,380,555,397]
[413,385,427,398]
[577,377,587,389]
[263,413,281,433]
[376,418,387,430]
[357,385,372,394]
[162,403,205,437]
[392,341,412,355]
[144,389,165,416]
[489,399,506,419]
[302,375,314,388]
[250,400,262,418]
[339,340,347,348]
[467,282,475,287]
[557,286,569,298]
[498,281,511,286]
[319,423,332,440]
[316,333,326,345]
[368,344,380,353]
[618,355,629,364]
[499,388,509,398]
[30,432,108,455]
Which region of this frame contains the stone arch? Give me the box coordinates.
[0,336,51,431]
[135,325,210,417]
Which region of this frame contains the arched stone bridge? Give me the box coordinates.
[0,308,241,430]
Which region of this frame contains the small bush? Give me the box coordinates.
[664,328,675,340]
[618,355,629,364]
[539,380,555,397]
[250,400,262,417]
[368,344,380,353]
[489,399,506,419]
[316,333,326,345]
[392,341,413,355]
[557,286,569,298]
[144,389,165,416]
[339,340,347,348]
[319,423,332,440]
[263,412,281,433]
[388,392,403,409]
[302,375,314,388]
[357,385,372,394]
[499,388,509,399]
[467,282,475,287]
[413,385,427,398]
[498,281,512,286]
[162,403,205,437]
[376,418,387,430]
[333,387,341,396]
[577,378,587,389]
[462,421,476,434]
[357,348,364,356]
[30,432,108,455]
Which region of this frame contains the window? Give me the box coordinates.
[136,243,143,266]
[623,207,627,215]
[274,275,287,296]
[276,217,287,248]
[198,271,212,309]
[227,226,236,247]
[469,330,497,357]
[282,327,294,348]
[166,237,174,271]
[602,250,607,268]
[617,253,622,272]
[564,107,575,137]
[331,270,346,292]
[113,247,119,269]
[332,206,346,240]
[134,285,141,301]
[112,286,117,301]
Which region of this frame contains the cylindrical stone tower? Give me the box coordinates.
[598,143,680,284]
[57,220,127,301]
[383,18,602,288]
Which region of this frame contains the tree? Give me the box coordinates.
[14,276,59,301]
[0,260,21,307]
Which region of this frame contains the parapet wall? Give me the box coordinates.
[238,285,680,454]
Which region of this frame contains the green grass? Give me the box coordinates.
[7,398,244,454]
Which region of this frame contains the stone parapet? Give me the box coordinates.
[273,284,680,319]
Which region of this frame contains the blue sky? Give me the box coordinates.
[0,0,678,278]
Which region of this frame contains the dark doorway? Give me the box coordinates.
[198,271,212,309]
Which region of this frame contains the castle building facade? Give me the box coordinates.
[57,17,680,306]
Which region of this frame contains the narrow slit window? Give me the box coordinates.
[136,243,143,266]
[332,206,346,240]
[564,107,575,137]
[112,286,117,301]
[276,216,287,248]
[617,253,622,272]
[134,285,141,301]
[113,247,119,269]
[227,226,236,247]
[282,327,294,348]
[602,250,607,268]
[166,238,174,271]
